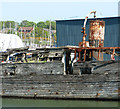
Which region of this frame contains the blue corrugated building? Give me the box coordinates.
[56,16,120,60]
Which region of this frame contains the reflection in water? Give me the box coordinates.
[1,98,118,107]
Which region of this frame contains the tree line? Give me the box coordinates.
[0,20,56,38]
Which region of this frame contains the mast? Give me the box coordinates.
[49,19,51,47]
[3,22,5,33]
[15,22,17,35]
[21,27,22,41]
[33,25,35,47]
[10,22,11,34]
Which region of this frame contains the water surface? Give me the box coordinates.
[1,98,119,107]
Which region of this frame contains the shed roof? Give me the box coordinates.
[56,16,120,22]
[19,27,33,30]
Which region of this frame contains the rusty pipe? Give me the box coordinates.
[83,11,96,28]
[82,11,96,47]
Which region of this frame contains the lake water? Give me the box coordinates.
[1,98,119,108]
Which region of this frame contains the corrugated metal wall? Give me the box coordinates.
[56,17,120,60]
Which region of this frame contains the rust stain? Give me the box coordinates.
[89,20,105,47]
[96,93,101,97]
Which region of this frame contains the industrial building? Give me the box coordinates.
[56,16,120,60]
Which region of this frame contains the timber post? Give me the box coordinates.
[63,49,72,75]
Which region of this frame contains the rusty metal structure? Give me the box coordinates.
[69,11,120,62]
[80,11,96,47]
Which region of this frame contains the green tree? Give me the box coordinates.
[37,21,46,28]
[45,20,56,30]
[51,21,56,30]
[43,30,49,38]
[45,20,50,29]
[19,20,36,27]
[0,21,17,29]
[5,21,15,28]
[35,27,43,37]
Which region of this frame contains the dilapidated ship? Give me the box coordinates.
[0,11,120,100]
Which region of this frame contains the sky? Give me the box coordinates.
[0,0,119,23]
